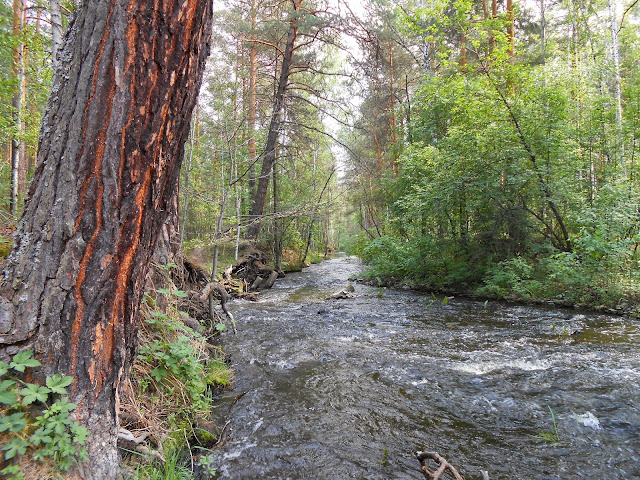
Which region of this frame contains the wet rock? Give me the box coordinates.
[327,284,355,299]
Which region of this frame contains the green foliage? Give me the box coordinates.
[134,284,232,439]
[0,237,12,258]
[346,0,640,309]
[0,351,88,477]
[130,443,195,480]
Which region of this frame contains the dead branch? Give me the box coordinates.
[415,451,465,480]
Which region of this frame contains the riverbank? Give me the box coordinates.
[357,271,640,317]
[352,248,640,318]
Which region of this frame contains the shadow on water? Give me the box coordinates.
[210,256,640,479]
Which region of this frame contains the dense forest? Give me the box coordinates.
[3,0,639,307]
[0,0,639,477]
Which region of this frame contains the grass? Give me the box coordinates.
[535,406,560,443]
[128,445,194,480]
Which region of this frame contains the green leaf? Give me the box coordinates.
[19,383,51,405]
[46,373,74,395]
[3,437,29,460]
[10,350,41,372]
[215,323,227,332]
[0,379,16,405]
[157,288,172,295]
[173,289,188,298]
[48,397,77,415]
[151,367,168,382]
[1,465,24,480]
[0,361,9,377]
[29,427,54,447]
[71,424,89,445]
[0,412,26,433]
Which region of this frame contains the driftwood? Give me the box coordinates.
[201,282,237,334]
[327,284,355,299]
[118,427,165,464]
[265,270,279,288]
[415,451,465,480]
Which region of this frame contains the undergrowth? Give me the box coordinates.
[354,234,640,313]
[0,351,89,480]
[119,263,232,478]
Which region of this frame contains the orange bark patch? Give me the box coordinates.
[69,12,116,380]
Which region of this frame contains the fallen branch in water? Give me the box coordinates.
[415,451,465,480]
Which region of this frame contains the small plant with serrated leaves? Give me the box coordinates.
[0,351,89,479]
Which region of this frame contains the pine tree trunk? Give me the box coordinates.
[247,0,258,200]
[0,0,212,476]
[247,0,302,239]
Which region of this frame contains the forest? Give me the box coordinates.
[3,0,640,308]
[0,0,639,478]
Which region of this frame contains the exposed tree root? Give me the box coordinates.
[415,451,466,480]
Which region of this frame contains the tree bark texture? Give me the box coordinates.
[0,0,212,477]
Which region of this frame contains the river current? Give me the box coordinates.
[210,256,640,479]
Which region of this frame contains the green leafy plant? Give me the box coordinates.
[0,351,89,478]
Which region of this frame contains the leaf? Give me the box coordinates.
[10,350,41,372]
[173,289,188,298]
[19,383,51,405]
[2,437,29,460]
[48,398,77,415]
[0,390,16,405]
[29,427,54,447]
[0,361,9,377]
[1,465,23,480]
[46,373,74,395]
[215,323,227,332]
[157,288,172,295]
[151,367,168,382]
[0,413,26,433]
[0,379,16,405]
[71,424,89,445]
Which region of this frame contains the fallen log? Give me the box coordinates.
[251,275,263,291]
[265,270,279,288]
[415,451,465,480]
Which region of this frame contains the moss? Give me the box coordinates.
[0,239,12,258]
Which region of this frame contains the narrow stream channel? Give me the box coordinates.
[210,256,640,479]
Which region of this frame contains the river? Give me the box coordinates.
[209,255,640,479]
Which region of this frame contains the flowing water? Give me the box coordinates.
[210,256,640,479]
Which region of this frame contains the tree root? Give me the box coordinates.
[415,451,465,480]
